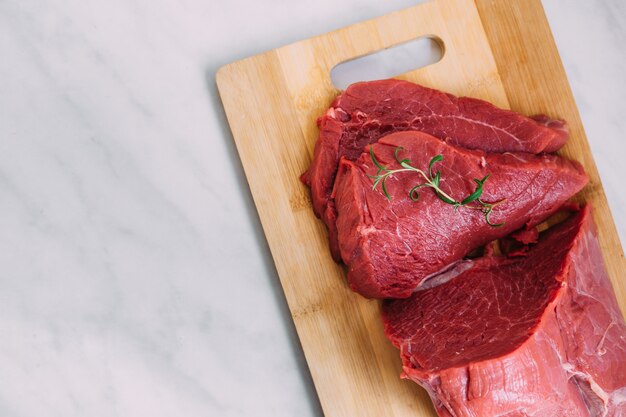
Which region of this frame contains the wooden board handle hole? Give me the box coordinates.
[330,36,445,90]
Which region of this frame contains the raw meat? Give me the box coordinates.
[334,131,588,299]
[382,205,626,417]
[302,79,569,260]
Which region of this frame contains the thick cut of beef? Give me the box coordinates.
[303,79,569,260]
[382,206,626,417]
[334,131,587,298]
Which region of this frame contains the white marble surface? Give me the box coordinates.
[0,0,624,416]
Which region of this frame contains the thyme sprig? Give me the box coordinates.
[368,146,505,227]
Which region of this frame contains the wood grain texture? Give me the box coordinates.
[216,0,626,415]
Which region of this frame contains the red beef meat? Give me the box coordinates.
[334,131,587,298]
[382,205,626,417]
[303,79,569,260]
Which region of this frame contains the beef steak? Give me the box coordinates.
[303,79,569,260]
[382,205,626,417]
[334,131,587,298]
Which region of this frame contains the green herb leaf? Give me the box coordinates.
[409,184,427,201]
[460,175,489,205]
[434,190,457,205]
[409,189,420,201]
[431,171,441,187]
[381,178,391,201]
[428,154,443,177]
[393,146,405,163]
[370,146,387,173]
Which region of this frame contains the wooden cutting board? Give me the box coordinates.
[216,1,626,416]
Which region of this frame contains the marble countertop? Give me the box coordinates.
[0,1,624,416]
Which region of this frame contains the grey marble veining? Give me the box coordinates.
[0,0,623,416]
